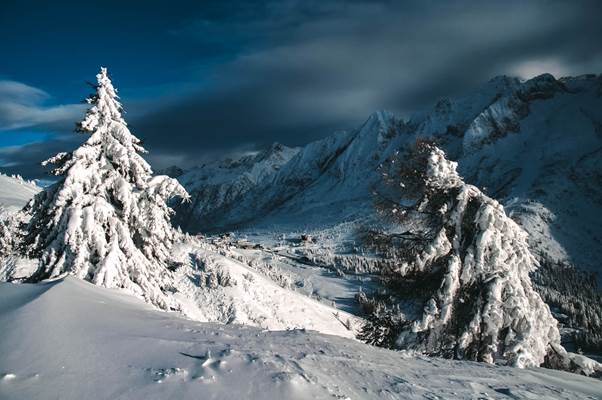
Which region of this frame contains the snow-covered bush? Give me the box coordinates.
[14,67,189,310]
[362,142,569,369]
[0,207,24,257]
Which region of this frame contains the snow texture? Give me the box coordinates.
[0,174,40,211]
[1,277,601,400]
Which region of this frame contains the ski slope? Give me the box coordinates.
[1,277,601,400]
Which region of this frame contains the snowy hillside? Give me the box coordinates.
[0,68,357,341]
[168,240,360,337]
[176,143,299,230]
[1,277,601,400]
[0,174,40,211]
[178,74,602,279]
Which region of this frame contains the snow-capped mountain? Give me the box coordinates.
[178,74,602,278]
[176,143,300,230]
[0,174,40,212]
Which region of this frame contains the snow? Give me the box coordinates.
[167,240,361,337]
[1,277,601,400]
[457,75,602,276]
[0,174,40,211]
[177,142,300,231]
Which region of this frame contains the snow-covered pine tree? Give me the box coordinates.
[362,141,567,369]
[0,207,22,258]
[21,67,189,309]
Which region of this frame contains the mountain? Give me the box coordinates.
[176,143,300,230]
[1,277,600,400]
[178,74,602,279]
[0,174,40,212]
[155,165,185,178]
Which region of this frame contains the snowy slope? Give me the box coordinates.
[167,240,360,337]
[1,277,601,400]
[177,143,299,230]
[457,75,602,276]
[178,74,602,277]
[0,174,40,211]
[1,237,359,338]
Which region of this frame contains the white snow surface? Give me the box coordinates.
[0,174,40,211]
[1,277,601,400]
[1,237,359,339]
[168,241,360,338]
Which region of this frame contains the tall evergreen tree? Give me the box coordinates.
[363,142,569,369]
[22,67,189,309]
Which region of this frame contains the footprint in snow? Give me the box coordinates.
[1,373,16,382]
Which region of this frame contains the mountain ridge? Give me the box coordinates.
[177,73,602,279]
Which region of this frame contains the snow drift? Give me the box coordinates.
[1,277,600,400]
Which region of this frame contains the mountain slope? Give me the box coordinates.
[0,174,40,211]
[168,241,360,337]
[178,74,602,278]
[1,236,359,338]
[1,277,601,400]
[177,143,300,230]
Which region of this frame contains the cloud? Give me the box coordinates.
[0,80,85,178]
[0,80,84,131]
[133,0,602,170]
[0,137,77,179]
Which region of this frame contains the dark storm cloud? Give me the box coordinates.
[0,137,79,179]
[135,0,602,168]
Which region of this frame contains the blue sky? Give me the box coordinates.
[1,0,601,179]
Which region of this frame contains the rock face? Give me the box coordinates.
[179,74,602,279]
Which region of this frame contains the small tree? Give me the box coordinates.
[21,67,189,309]
[365,142,567,368]
[0,207,23,258]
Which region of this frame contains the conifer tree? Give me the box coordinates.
[0,207,21,258]
[363,142,567,368]
[22,67,189,309]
